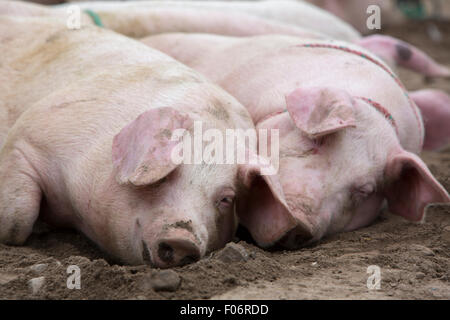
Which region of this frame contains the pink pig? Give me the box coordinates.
[6,1,448,78]
[143,33,450,248]
[0,17,286,267]
[1,0,324,39]
[47,1,450,82]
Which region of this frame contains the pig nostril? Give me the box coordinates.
[157,239,201,266]
[158,242,175,263]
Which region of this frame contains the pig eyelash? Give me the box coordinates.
[215,193,235,212]
[217,196,234,208]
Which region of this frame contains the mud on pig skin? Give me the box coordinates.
[0,17,287,268]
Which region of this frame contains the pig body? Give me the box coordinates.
[410,89,450,151]
[145,34,423,152]
[6,1,449,80]
[0,0,325,39]
[0,17,278,268]
[143,33,449,247]
[57,0,354,40]
[52,0,449,79]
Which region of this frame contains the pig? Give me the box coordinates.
[53,1,449,78]
[0,16,286,268]
[59,0,358,40]
[7,1,448,79]
[142,33,450,248]
[1,0,325,39]
[409,89,450,151]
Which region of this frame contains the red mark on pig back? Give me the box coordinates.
[297,43,423,147]
[355,97,399,136]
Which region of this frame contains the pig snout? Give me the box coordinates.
[148,228,202,268]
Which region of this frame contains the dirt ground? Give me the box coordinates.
[1,16,449,300]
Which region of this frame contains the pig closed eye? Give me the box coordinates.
[219,196,234,207]
[215,189,236,212]
[351,184,375,204]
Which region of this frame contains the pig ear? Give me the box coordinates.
[236,155,302,247]
[112,107,192,186]
[384,148,450,222]
[286,87,357,139]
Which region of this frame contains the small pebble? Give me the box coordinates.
[416,272,425,280]
[409,244,434,256]
[214,243,249,263]
[30,263,48,274]
[28,277,46,295]
[0,273,18,285]
[149,270,181,292]
[223,277,238,285]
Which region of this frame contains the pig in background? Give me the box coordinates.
[57,0,360,40]
[0,16,288,268]
[4,0,327,39]
[59,0,450,35]
[10,1,449,79]
[142,33,450,248]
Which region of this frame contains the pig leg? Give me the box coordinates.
[0,149,42,244]
[410,89,450,151]
[356,35,450,77]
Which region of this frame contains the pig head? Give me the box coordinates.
[240,87,449,248]
[83,106,289,267]
[0,99,287,268]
